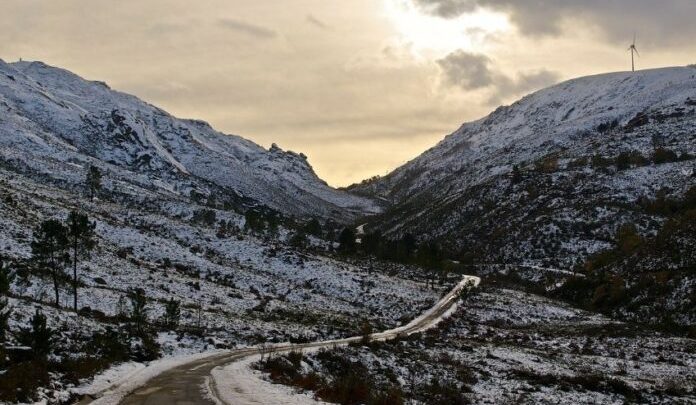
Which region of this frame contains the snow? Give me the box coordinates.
[352,65,696,275]
[0,58,379,220]
[206,276,478,404]
[0,146,438,403]
[83,351,225,405]
[211,355,329,405]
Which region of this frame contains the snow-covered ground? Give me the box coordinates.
[0,157,439,403]
[260,287,696,404]
[353,66,696,276]
[201,277,479,405]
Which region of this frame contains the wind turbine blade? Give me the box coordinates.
[634,48,640,56]
[633,32,637,45]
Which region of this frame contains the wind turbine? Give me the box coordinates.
[628,33,639,72]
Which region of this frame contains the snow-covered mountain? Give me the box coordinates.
[352,66,695,264]
[354,67,696,203]
[0,59,379,220]
[351,67,696,325]
[0,60,436,404]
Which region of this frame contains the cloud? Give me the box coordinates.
[509,70,561,95]
[437,51,494,90]
[413,0,476,18]
[437,50,559,104]
[218,18,277,39]
[306,14,329,30]
[413,0,696,46]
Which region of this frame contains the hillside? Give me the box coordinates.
[0,60,419,403]
[0,59,379,221]
[350,66,696,325]
[0,61,694,404]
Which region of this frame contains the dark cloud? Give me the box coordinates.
[437,50,559,104]
[414,0,696,46]
[218,18,277,39]
[413,0,476,18]
[306,14,329,30]
[437,51,494,90]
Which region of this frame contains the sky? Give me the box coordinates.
[2,0,695,186]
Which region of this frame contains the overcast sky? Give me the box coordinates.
[2,0,695,186]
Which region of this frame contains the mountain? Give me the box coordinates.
[0,59,379,220]
[351,67,696,324]
[352,67,696,261]
[0,60,438,403]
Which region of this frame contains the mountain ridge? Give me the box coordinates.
[350,66,696,201]
[346,65,696,327]
[0,59,380,221]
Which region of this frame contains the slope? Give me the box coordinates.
[0,59,379,221]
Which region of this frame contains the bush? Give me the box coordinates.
[615,151,647,170]
[192,209,217,226]
[89,327,130,362]
[652,147,679,164]
[317,371,373,405]
[591,154,613,169]
[17,309,54,359]
[535,157,559,173]
[130,334,161,362]
[0,360,50,403]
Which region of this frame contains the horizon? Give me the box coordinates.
[2,0,696,186]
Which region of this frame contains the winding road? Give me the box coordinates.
[85,276,480,405]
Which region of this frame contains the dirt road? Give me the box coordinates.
[85,275,480,405]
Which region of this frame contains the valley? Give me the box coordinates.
[0,60,694,404]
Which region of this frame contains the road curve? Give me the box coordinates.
[88,276,480,405]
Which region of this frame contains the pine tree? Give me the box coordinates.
[31,220,69,308]
[304,218,322,237]
[361,232,382,255]
[266,212,279,236]
[338,228,356,253]
[86,165,102,201]
[511,165,523,183]
[0,255,14,295]
[116,296,129,320]
[18,309,54,359]
[66,211,97,312]
[0,296,10,344]
[289,231,308,248]
[129,288,148,337]
[244,210,264,234]
[0,256,13,344]
[163,298,181,330]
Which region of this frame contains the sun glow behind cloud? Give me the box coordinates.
[383,0,509,57]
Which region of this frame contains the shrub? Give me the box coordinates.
[535,157,559,173]
[0,360,50,403]
[652,147,679,164]
[615,151,647,170]
[591,154,613,169]
[17,309,54,359]
[192,209,217,226]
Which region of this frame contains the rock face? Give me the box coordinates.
[0,59,379,220]
[351,67,696,267]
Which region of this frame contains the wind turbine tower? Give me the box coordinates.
[628,34,639,72]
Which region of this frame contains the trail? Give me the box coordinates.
[83,276,480,405]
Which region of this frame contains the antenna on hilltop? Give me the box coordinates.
[628,33,639,72]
